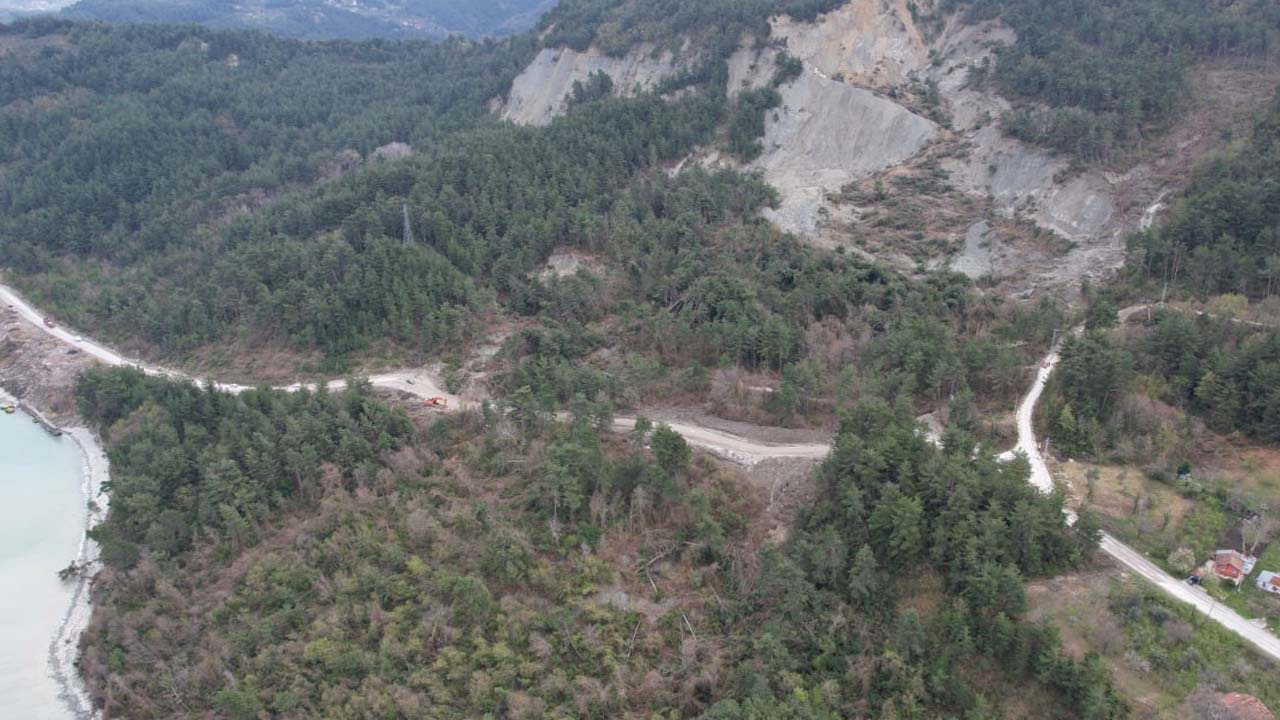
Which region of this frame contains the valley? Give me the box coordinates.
[2,0,1280,717]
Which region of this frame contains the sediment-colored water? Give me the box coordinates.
[0,411,87,719]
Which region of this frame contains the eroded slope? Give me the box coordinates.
[498,0,1275,297]
[499,44,685,125]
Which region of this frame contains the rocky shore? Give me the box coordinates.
[1,303,107,720]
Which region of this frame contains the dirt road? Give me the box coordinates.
[999,305,1150,491]
[6,280,1279,660]
[998,351,1059,493]
[0,283,461,406]
[611,417,830,466]
[1007,311,1280,662]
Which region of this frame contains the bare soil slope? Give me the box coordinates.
[497,0,1278,297]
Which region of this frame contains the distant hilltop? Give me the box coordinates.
[45,0,556,40]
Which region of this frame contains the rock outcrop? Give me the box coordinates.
[770,0,928,87]
[742,2,1138,289]
[755,68,936,235]
[497,0,1221,294]
[500,45,683,126]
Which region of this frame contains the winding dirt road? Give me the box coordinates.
[1007,307,1280,662]
[5,280,1279,661]
[0,284,462,406]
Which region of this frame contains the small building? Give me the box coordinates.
[1213,550,1258,586]
[1257,571,1280,596]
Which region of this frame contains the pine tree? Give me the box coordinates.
[847,544,880,607]
[1054,404,1078,455]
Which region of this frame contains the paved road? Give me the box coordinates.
[1101,535,1280,659]
[6,280,1279,660]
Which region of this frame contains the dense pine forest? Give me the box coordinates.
[1084,88,1280,461]
[705,398,1116,719]
[958,0,1280,161]
[0,7,1044,398]
[0,15,790,362]
[1128,93,1280,299]
[1043,305,1280,459]
[3,1,1276,365]
[539,0,846,56]
[76,367,1118,719]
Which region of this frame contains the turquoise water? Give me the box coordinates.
[0,411,85,720]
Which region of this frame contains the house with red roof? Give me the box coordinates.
[1213,549,1258,586]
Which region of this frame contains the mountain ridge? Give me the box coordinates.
[56,0,557,39]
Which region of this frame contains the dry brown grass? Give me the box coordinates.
[1202,444,1280,510]
[1026,569,1179,719]
[1057,460,1194,531]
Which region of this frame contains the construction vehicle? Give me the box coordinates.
[427,397,448,409]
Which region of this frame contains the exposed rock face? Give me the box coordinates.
[370,141,412,161]
[496,0,1224,295]
[755,69,936,235]
[946,125,1116,243]
[727,43,775,95]
[919,17,1118,247]
[752,2,1139,290]
[951,220,992,279]
[725,4,941,238]
[918,17,1127,287]
[770,0,928,87]
[500,45,682,126]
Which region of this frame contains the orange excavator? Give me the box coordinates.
[427,397,448,409]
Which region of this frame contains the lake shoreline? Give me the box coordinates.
[0,384,106,720]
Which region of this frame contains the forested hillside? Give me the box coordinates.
[1128,92,1280,299]
[0,16,775,364]
[956,0,1280,161]
[537,0,846,56]
[5,0,1275,368]
[0,6,1030,397]
[1043,305,1279,460]
[75,368,1116,719]
[704,398,1117,719]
